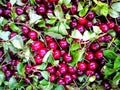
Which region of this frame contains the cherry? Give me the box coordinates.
[35,0,42,4]
[24,78,31,84]
[60,50,66,56]
[86,11,95,21]
[63,53,72,63]
[107,21,115,29]
[9,32,17,39]
[76,25,85,33]
[21,26,30,35]
[0,50,3,57]
[85,52,94,61]
[78,17,87,25]
[35,55,43,64]
[48,41,58,50]
[58,63,67,74]
[88,61,98,71]
[47,9,53,14]
[3,24,10,31]
[70,5,77,14]
[6,2,12,9]
[16,8,24,15]
[35,72,43,80]
[95,73,101,80]
[5,70,12,77]
[25,65,32,74]
[61,4,68,12]
[57,78,66,85]
[59,40,68,49]
[71,74,78,80]
[55,71,61,77]
[53,50,61,59]
[68,66,77,74]
[47,65,55,74]
[64,73,72,84]
[70,21,77,28]
[99,24,109,33]
[45,35,53,43]
[90,42,100,51]
[22,0,28,3]
[85,21,93,28]
[38,48,48,58]
[32,41,45,51]
[49,74,56,82]
[77,70,84,76]
[3,9,11,17]
[95,50,103,59]
[98,36,105,42]
[1,65,8,72]
[37,4,46,15]
[114,25,120,32]
[102,81,111,90]
[28,31,38,40]
[77,62,87,71]
[85,70,94,76]
[0,8,3,16]
[48,0,58,3]
[104,34,113,42]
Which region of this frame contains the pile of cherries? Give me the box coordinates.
[0,0,120,90]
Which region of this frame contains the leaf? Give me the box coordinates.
[71,30,82,40]
[38,20,45,27]
[10,35,24,49]
[66,37,73,44]
[103,50,117,60]
[0,71,5,85]
[29,10,42,24]
[58,0,63,4]
[111,2,120,12]
[17,62,25,76]
[16,0,25,6]
[10,0,16,6]
[70,42,80,51]
[93,26,102,34]
[41,71,50,80]
[100,4,108,17]
[79,6,88,16]
[54,5,64,20]
[78,2,83,11]
[9,22,21,33]
[30,0,35,5]
[59,23,68,35]
[63,0,71,5]
[39,79,49,86]
[24,48,31,60]
[26,85,32,90]
[104,67,115,78]
[36,63,47,70]
[114,56,120,69]
[8,76,17,89]
[43,50,52,63]
[45,32,64,39]
[7,42,18,54]
[46,18,56,25]
[0,30,11,41]
[69,49,84,66]
[109,9,119,18]
[55,85,65,90]
[113,72,120,85]
[47,26,59,33]
[89,76,96,82]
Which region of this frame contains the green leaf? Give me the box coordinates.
[36,63,47,70]
[24,48,31,61]
[55,85,65,90]
[89,76,96,82]
[100,4,108,17]
[79,6,88,16]
[78,2,83,11]
[39,79,49,86]
[16,0,25,6]
[59,23,68,35]
[38,20,45,27]
[63,0,71,5]
[47,26,59,33]
[10,0,16,6]
[10,35,24,49]
[93,26,102,34]
[41,71,50,80]
[54,5,64,20]
[0,17,8,26]
[45,32,64,39]
[69,49,84,66]
[43,50,52,63]
[104,67,115,78]
[0,71,5,85]
[0,30,10,41]
[17,62,25,76]
[103,50,117,60]
[114,56,120,69]
[26,85,32,90]
[71,30,82,39]
[58,0,63,4]
[66,37,73,44]
[46,18,56,25]
[30,0,35,5]
[111,2,120,12]
[8,76,17,89]
[70,42,80,51]
[113,72,120,85]
[9,22,21,33]
[109,9,119,18]
[29,10,42,24]
[7,42,18,54]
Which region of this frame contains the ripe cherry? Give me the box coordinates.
[77,62,87,71]
[53,50,61,59]
[58,63,67,74]
[9,32,17,39]
[60,50,66,56]
[85,52,94,61]
[38,48,48,58]
[99,24,109,33]
[47,65,55,74]
[107,21,115,29]
[49,74,56,82]
[1,65,8,72]
[0,8,3,16]
[76,25,85,33]
[85,21,93,28]
[25,65,32,74]
[16,8,24,15]
[98,36,105,42]
[68,66,77,74]
[22,0,28,3]
[35,55,43,64]
[86,11,95,21]
[21,26,30,35]
[95,50,103,59]
[32,41,45,51]
[88,61,98,71]
[77,70,84,76]
[104,34,113,42]
[63,53,72,63]
[64,73,72,84]
[48,41,58,50]
[59,40,68,49]
[90,42,100,51]
[37,4,46,15]
[5,70,12,77]
[71,74,78,80]
[57,78,66,85]
[45,35,53,43]
[70,5,77,14]
[28,31,38,40]
[78,17,87,25]
[114,25,120,32]
[70,21,77,28]
[85,70,95,76]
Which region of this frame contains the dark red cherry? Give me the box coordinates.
[47,66,55,74]
[85,21,93,28]
[85,70,95,76]
[63,53,72,63]
[59,40,68,49]
[60,50,66,56]
[114,25,120,32]
[4,9,11,17]
[16,8,24,15]
[58,63,67,74]
[38,48,48,58]
[35,0,42,4]
[22,0,28,3]
[90,42,100,51]
[21,26,30,35]
[70,5,77,14]
[49,74,56,82]
[6,2,12,9]
[70,21,77,28]
[28,31,38,40]
[32,41,45,51]
[55,71,61,77]
[68,66,77,74]
[57,78,65,85]
[0,8,3,16]
[78,17,87,25]
[85,52,94,61]
[99,24,109,33]
[48,0,58,3]
[5,70,12,77]
[107,21,115,29]
[77,70,84,76]
[61,4,68,12]
[95,50,103,59]
[88,61,98,71]
[53,50,61,59]
[77,62,87,71]
[35,55,43,64]
[1,65,8,72]
[98,36,105,42]
[45,35,53,43]
[3,24,10,31]
[71,74,78,80]
[9,32,17,39]
[102,81,111,90]
[86,11,95,21]
[104,34,113,42]
[76,25,85,33]
[64,73,72,84]
[48,41,58,50]
[25,65,32,74]
[37,4,46,15]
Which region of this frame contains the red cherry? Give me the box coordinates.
[104,34,113,42]
[90,42,100,51]
[58,63,67,74]
[64,73,72,84]
[55,71,61,77]
[107,21,115,29]
[76,25,85,33]
[70,5,77,14]
[85,21,93,28]
[25,65,32,74]
[59,40,68,49]
[114,25,120,32]
[60,50,66,56]
[99,24,109,33]
[35,55,43,64]
[71,74,78,80]
[5,70,12,77]
[86,11,95,21]
[38,48,48,58]
[28,31,38,40]
[21,26,30,35]
[63,53,72,63]
[88,61,98,71]
[85,70,95,76]
[32,41,45,51]
[78,17,87,25]
[68,66,77,74]
[57,78,66,85]
[48,41,58,50]
[47,66,55,74]
[16,8,24,15]
[95,50,103,59]
[45,35,53,43]
[85,52,94,61]
[53,50,61,59]
[49,74,56,82]
[77,62,87,71]
[37,4,46,15]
